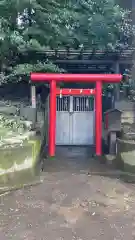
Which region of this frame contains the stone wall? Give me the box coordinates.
[121,110,135,124]
[0,100,48,191]
[115,100,135,133]
[116,138,135,173]
[0,131,41,187]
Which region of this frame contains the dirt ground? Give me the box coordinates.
[1,153,135,240]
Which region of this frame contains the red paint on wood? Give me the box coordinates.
[95,81,102,156]
[56,88,95,95]
[49,80,56,157]
[31,73,122,83]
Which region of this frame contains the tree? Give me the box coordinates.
[0,0,72,82]
[0,0,133,83]
[70,0,133,50]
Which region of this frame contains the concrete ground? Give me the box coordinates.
[1,147,135,239]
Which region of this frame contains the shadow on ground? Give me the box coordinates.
[42,146,135,184]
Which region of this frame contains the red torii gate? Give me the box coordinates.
[30,73,122,157]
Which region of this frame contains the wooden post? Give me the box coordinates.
[31,85,36,108]
[31,85,37,124]
[108,132,117,155]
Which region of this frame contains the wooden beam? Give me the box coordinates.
[54,59,134,65]
[56,88,95,95]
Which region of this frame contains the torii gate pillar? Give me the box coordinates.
[31,73,122,157]
[95,80,102,155]
[49,80,56,157]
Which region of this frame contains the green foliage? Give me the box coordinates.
[70,0,133,50]
[13,62,63,75]
[0,0,133,84]
[0,114,24,133]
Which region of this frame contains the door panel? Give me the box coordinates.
[72,112,94,145]
[56,112,71,145]
[56,96,71,145]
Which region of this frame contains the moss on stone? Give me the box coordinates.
[0,113,44,188]
[116,138,135,172]
[0,167,40,188]
[0,145,32,169]
[0,135,41,168]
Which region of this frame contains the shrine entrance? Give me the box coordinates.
[56,94,94,145]
[30,73,122,157]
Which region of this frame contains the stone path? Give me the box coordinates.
[1,156,135,239]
